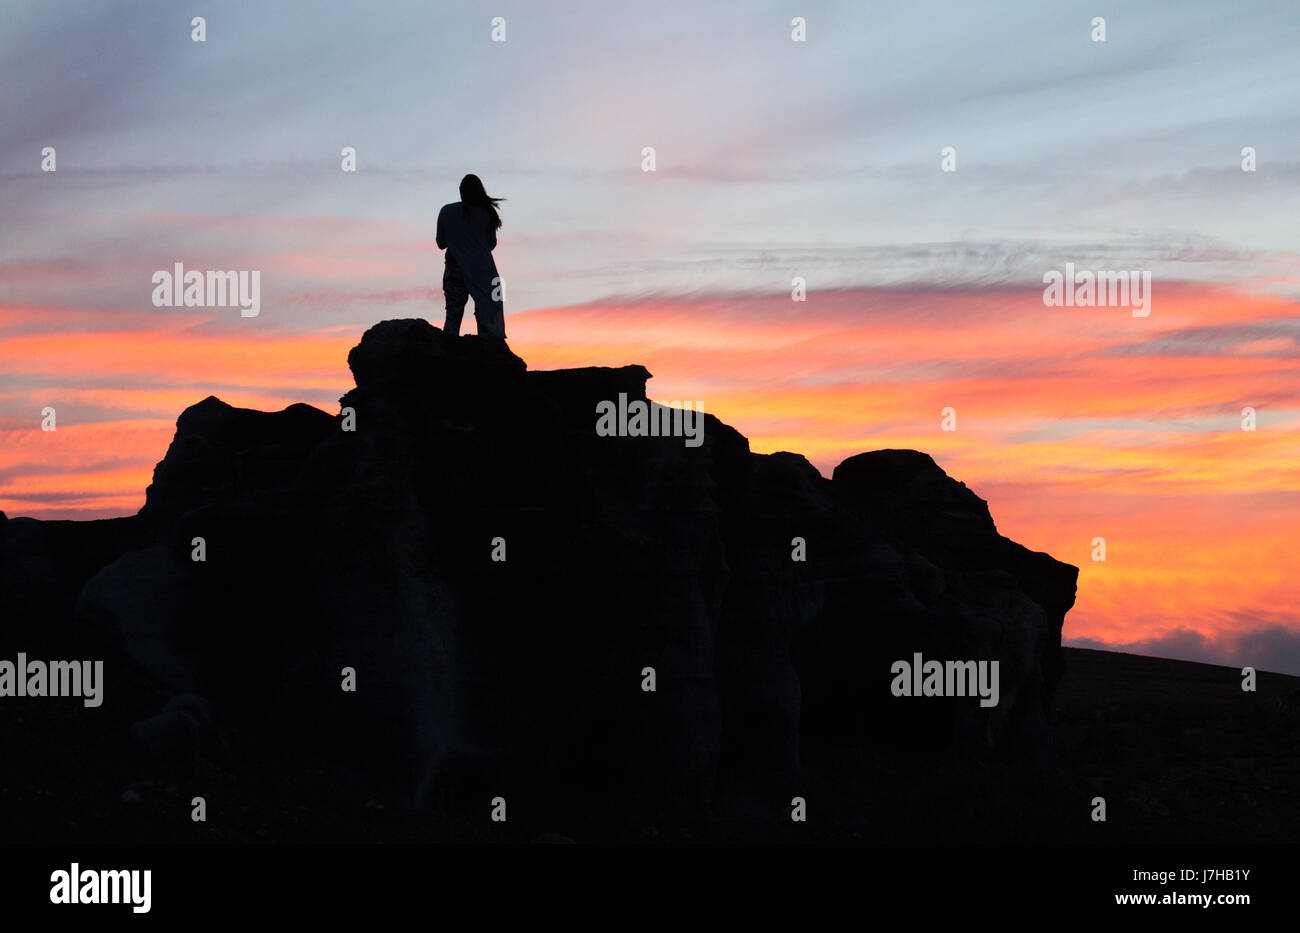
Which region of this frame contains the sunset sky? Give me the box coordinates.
[2,0,1299,672]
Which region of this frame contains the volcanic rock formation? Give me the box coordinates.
[4,319,1078,822]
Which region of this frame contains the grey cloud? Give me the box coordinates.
[1070,621,1300,676]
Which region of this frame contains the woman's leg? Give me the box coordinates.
[442,268,468,336]
[468,279,506,339]
[474,299,506,338]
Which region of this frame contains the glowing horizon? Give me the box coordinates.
[3,280,1297,672]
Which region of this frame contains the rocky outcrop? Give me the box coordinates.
[4,319,1078,821]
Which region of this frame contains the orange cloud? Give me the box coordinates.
[3,284,1297,662]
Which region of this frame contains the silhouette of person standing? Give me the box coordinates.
[437,174,506,339]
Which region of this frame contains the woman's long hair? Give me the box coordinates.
[459,173,504,230]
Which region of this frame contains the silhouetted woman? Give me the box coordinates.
[436,174,506,339]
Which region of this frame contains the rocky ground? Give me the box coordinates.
[3,646,1295,843]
